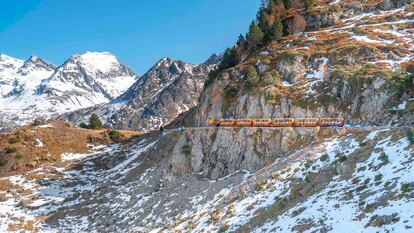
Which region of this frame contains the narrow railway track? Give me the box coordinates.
[164,125,414,133]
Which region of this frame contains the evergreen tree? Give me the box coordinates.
[257,8,270,39]
[267,0,276,14]
[247,21,265,49]
[220,47,239,69]
[204,47,238,89]
[269,16,284,41]
[236,34,246,49]
[89,113,103,129]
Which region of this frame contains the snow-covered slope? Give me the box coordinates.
[63,55,219,131]
[0,52,137,131]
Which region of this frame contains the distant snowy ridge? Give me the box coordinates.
[0,51,137,131]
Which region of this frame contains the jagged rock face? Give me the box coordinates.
[170,128,331,180]
[63,55,219,131]
[0,52,137,132]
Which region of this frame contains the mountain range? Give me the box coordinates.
[62,55,220,131]
[0,52,219,132]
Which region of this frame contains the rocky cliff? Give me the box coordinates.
[197,2,414,127]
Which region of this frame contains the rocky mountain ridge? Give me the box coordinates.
[62,54,220,131]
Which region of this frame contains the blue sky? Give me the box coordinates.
[0,0,260,74]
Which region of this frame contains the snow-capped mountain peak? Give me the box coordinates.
[17,55,56,76]
[70,51,120,74]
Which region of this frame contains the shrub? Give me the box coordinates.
[355,184,367,192]
[15,153,23,160]
[181,145,191,156]
[8,137,20,144]
[329,4,342,13]
[79,122,89,129]
[0,159,8,167]
[336,154,347,162]
[88,113,103,129]
[352,177,360,184]
[159,126,164,132]
[320,154,329,162]
[256,180,266,190]
[108,130,124,142]
[401,183,411,193]
[378,153,389,165]
[358,166,367,172]
[5,147,17,154]
[244,65,260,89]
[374,174,383,182]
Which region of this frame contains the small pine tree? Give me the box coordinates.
[269,16,284,41]
[221,47,239,69]
[257,8,271,40]
[236,34,247,50]
[89,113,102,129]
[247,21,265,49]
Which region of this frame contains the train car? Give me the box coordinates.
[272,118,295,127]
[318,118,345,127]
[236,119,254,127]
[294,118,319,127]
[208,118,345,127]
[208,118,219,126]
[252,118,272,127]
[217,119,237,127]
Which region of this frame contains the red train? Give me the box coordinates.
[208,118,345,127]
